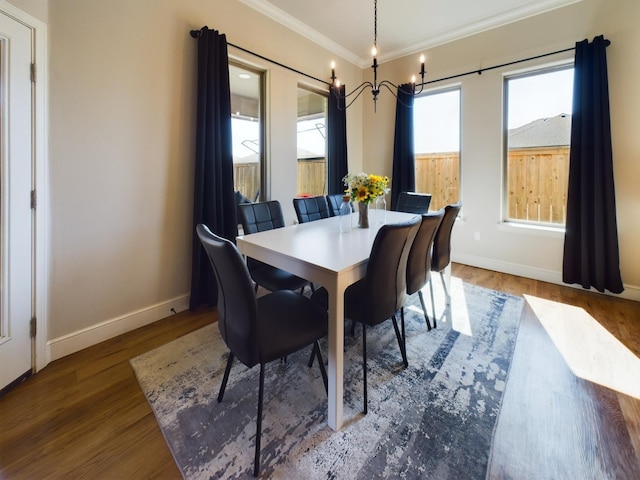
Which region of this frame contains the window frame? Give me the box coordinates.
[412,83,462,212]
[502,62,574,229]
[296,84,328,197]
[229,60,266,202]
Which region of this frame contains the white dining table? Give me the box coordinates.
[236,209,417,430]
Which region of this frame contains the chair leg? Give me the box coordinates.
[254,364,265,477]
[307,348,315,368]
[440,270,450,305]
[362,324,368,415]
[217,352,235,403]
[418,290,432,331]
[391,313,408,368]
[313,341,328,394]
[429,279,437,329]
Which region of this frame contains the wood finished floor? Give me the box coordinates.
[0,264,638,479]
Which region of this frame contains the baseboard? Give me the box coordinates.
[453,253,640,302]
[47,294,191,362]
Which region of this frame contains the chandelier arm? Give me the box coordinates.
[378,80,400,94]
[341,83,377,110]
[378,81,417,109]
[342,81,375,99]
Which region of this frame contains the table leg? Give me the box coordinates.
[327,283,345,430]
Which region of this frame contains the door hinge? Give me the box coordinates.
[31,190,36,209]
[30,317,37,338]
[31,63,37,83]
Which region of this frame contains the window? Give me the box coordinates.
[296,87,327,196]
[504,66,573,225]
[413,87,461,211]
[230,63,264,202]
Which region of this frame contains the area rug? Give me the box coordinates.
[131,278,524,479]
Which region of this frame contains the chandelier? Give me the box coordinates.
[330,0,426,111]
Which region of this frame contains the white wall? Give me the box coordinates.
[362,0,640,300]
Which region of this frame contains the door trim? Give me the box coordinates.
[0,1,48,372]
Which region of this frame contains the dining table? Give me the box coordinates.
[236,209,418,430]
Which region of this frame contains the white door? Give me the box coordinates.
[0,12,34,391]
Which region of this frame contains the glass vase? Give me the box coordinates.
[375,195,386,224]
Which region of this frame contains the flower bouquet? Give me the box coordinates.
[343,173,389,227]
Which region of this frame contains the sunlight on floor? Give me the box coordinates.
[410,277,473,337]
[450,277,472,336]
[525,294,640,400]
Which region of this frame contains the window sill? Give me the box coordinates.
[498,221,565,238]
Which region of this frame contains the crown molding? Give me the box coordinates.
[241,0,582,68]
[239,0,363,66]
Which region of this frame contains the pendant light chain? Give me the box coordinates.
[374,0,378,50]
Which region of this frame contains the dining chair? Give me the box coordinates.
[196,224,328,477]
[395,191,432,214]
[311,216,420,414]
[405,210,445,331]
[430,200,462,327]
[238,201,311,294]
[326,193,353,217]
[293,195,331,223]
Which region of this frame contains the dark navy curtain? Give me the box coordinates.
[562,35,623,294]
[327,84,348,194]
[189,27,238,309]
[391,83,415,210]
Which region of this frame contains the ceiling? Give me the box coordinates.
[240,0,581,67]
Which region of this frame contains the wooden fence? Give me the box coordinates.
[297,158,326,196]
[506,147,569,224]
[233,162,260,201]
[415,153,460,211]
[239,149,569,224]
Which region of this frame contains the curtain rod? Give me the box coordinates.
[420,38,610,87]
[190,28,330,86]
[191,28,610,91]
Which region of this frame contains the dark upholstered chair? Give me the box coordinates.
[326,193,353,217]
[196,224,328,477]
[312,216,420,414]
[406,210,445,330]
[238,201,311,293]
[395,192,432,214]
[235,190,253,228]
[430,201,462,326]
[293,196,331,223]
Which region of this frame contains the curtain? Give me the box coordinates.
[189,27,238,309]
[327,84,348,195]
[562,35,623,294]
[390,83,415,210]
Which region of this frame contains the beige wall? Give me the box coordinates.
[8,0,639,361]
[362,0,640,297]
[19,0,363,353]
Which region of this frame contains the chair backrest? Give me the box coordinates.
[293,196,330,223]
[406,210,445,295]
[364,216,420,325]
[238,200,286,234]
[234,190,253,225]
[326,194,353,216]
[395,192,432,214]
[431,201,462,273]
[196,224,259,368]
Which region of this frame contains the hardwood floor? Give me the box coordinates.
[1,264,639,479]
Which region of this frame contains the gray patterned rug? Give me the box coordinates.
[131,278,523,479]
